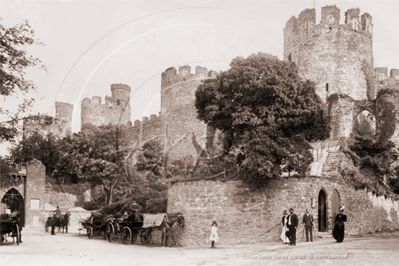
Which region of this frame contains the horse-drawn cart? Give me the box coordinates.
[106,213,184,246]
[0,214,21,245]
[81,213,110,239]
[106,214,145,244]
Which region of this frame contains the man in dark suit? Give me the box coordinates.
[302,209,314,242]
[287,207,298,246]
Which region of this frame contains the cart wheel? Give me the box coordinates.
[131,230,138,244]
[106,222,115,242]
[121,227,131,245]
[140,229,152,245]
[15,224,20,245]
[87,226,93,239]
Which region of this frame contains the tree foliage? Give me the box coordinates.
[0,19,45,142]
[195,53,330,179]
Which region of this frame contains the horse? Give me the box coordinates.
[59,212,71,233]
[142,213,185,247]
[48,211,71,234]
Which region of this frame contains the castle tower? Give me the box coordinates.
[81,84,131,129]
[161,66,217,160]
[284,5,374,140]
[55,102,73,137]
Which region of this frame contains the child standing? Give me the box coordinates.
[210,221,219,248]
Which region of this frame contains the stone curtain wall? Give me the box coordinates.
[168,176,399,246]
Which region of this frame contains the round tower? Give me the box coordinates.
[111,83,131,105]
[55,101,73,137]
[284,5,373,103]
[284,5,374,140]
[160,65,216,159]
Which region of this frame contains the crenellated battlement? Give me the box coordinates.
[375,67,399,81]
[285,5,373,40]
[161,65,218,90]
[131,112,162,128]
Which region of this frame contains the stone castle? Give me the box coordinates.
[25,6,399,160]
[16,4,399,245]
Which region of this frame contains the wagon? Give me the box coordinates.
[81,213,109,239]
[0,214,21,245]
[106,214,148,245]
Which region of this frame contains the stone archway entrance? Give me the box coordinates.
[332,189,340,228]
[1,188,25,227]
[318,189,327,232]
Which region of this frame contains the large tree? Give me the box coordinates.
[61,124,135,204]
[195,52,330,180]
[0,19,45,141]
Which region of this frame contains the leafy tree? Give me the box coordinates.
[0,19,45,141]
[195,52,330,180]
[61,124,134,204]
[136,139,165,176]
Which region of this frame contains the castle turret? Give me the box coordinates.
[111,83,131,104]
[160,65,216,160]
[284,5,374,140]
[55,101,73,137]
[81,84,131,129]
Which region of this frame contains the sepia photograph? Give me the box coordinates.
[1,0,399,265]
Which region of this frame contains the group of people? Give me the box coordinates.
[280,206,347,245]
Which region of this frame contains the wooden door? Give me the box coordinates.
[318,189,327,232]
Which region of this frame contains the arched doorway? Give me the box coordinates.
[332,189,341,228]
[1,188,25,227]
[318,189,327,232]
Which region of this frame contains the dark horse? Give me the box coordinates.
[141,213,185,247]
[49,212,71,234]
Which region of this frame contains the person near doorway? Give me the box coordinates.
[286,208,298,246]
[333,206,347,242]
[302,209,314,242]
[280,210,290,244]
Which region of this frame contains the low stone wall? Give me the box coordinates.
[167,176,399,246]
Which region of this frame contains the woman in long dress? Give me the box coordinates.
[210,221,219,248]
[333,206,347,242]
[280,210,290,244]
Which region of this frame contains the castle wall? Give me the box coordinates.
[284,6,373,103]
[168,176,399,246]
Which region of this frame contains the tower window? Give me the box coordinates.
[117,99,120,105]
[326,83,329,91]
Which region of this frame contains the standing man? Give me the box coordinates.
[302,209,314,242]
[287,207,298,246]
[236,147,246,178]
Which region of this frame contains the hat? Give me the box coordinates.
[289,208,294,212]
[340,206,345,211]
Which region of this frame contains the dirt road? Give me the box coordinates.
[1,229,398,266]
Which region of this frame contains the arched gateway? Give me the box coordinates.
[0,159,46,228]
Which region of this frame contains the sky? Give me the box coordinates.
[1,0,399,154]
